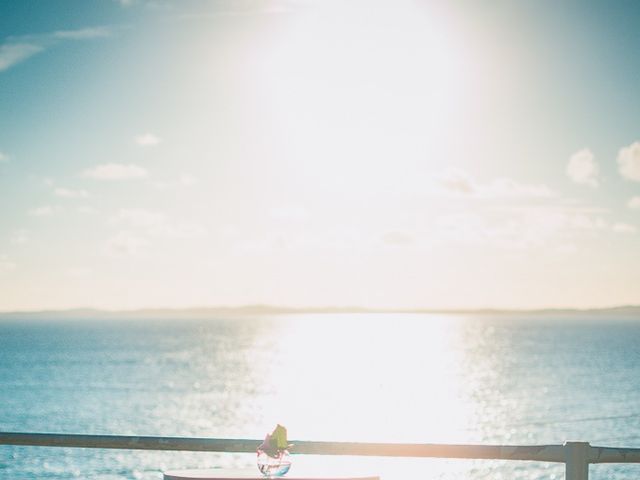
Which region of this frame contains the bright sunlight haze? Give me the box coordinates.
[1,1,640,311]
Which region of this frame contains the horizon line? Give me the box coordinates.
[2,303,640,317]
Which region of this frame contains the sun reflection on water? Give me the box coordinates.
[256,314,473,442]
[240,314,489,479]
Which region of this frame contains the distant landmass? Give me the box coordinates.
[1,304,640,319]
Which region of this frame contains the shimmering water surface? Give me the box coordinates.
[2,313,640,479]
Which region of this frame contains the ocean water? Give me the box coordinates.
[1,313,640,480]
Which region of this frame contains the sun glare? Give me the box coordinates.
[248,314,478,480]
[257,315,473,443]
[252,2,471,195]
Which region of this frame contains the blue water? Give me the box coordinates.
[1,313,640,479]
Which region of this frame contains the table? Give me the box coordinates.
[163,468,379,480]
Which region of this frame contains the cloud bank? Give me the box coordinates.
[0,43,43,72]
[438,169,555,198]
[618,142,640,181]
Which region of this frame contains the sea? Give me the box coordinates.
[1,313,640,480]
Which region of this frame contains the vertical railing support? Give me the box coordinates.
[565,441,590,480]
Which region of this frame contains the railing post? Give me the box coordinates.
[564,442,590,480]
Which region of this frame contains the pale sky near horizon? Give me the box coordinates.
[1,0,639,311]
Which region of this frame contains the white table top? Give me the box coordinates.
[163,468,379,480]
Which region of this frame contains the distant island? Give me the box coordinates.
[1,304,640,319]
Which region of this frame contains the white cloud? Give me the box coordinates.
[567,148,599,187]
[180,2,291,19]
[82,163,148,180]
[0,43,43,72]
[1,26,114,73]
[483,177,555,198]
[135,133,161,146]
[106,231,149,257]
[618,142,640,182]
[0,254,16,272]
[29,205,56,216]
[628,196,640,210]
[612,222,637,234]
[437,169,555,198]
[0,151,9,163]
[54,187,89,198]
[53,27,112,40]
[434,205,613,250]
[439,169,476,195]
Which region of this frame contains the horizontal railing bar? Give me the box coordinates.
[589,446,640,463]
[4,433,640,465]
[294,441,566,462]
[0,432,567,462]
[0,433,260,453]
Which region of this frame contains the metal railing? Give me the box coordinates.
[2,432,640,480]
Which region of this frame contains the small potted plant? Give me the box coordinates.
[257,425,293,477]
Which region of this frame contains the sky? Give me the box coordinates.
[0,0,639,311]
